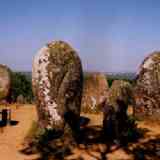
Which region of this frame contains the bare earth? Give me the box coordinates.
[0,104,160,160]
[0,104,38,160]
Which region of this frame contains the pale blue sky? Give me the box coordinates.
[0,0,160,72]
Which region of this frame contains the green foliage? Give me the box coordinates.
[84,72,134,87]
[25,121,40,141]
[107,77,134,87]
[25,121,63,144]
[25,121,62,152]
[11,72,34,103]
[107,78,114,87]
[0,91,6,100]
[83,73,91,82]
[121,115,142,144]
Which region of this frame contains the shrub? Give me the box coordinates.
[11,72,34,103]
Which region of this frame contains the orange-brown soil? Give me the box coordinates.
[0,105,159,160]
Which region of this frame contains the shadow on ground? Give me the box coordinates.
[20,116,160,160]
[123,135,160,160]
[0,120,19,127]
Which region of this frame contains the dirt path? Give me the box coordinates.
[66,113,160,160]
[0,104,38,160]
[0,105,159,160]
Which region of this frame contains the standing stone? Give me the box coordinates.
[103,80,133,140]
[134,51,160,120]
[16,94,25,104]
[32,41,83,136]
[0,64,11,101]
[81,73,109,113]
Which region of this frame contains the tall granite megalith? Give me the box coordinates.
[103,80,133,140]
[32,41,83,136]
[0,64,11,101]
[81,73,109,113]
[134,51,160,120]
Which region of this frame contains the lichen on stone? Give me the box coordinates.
[134,51,160,120]
[81,73,109,113]
[105,80,133,111]
[0,64,11,101]
[103,80,133,140]
[32,40,83,135]
[32,46,61,127]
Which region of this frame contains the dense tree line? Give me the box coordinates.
[11,72,34,103]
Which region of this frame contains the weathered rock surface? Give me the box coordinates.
[103,80,133,140]
[32,41,83,135]
[134,51,160,120]
[81,73,109,113]
[0,64,11,101]
[16,94,25,104]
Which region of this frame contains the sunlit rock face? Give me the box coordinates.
[105,80,133,110]
[32,41,83,133]
[0,64,11,101]
[81,73,109,113]
[134,52,160,120]
[103,80,133,139]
